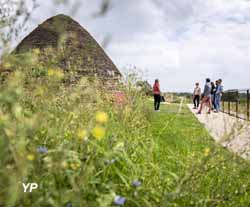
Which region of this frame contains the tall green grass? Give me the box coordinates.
[150,104,250,207]
[1,52,250,207]
[0,52,157,206]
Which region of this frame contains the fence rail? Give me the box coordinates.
[221,89,250,121]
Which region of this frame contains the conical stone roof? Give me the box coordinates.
[14,14,121,82]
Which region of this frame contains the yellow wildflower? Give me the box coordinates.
[96,111,108,123]
[33,48,40,55]
[48,69,54,77]
[61,161,68,169]
[27,154,35,161]
[70,163,78,170]
[43,156,52,164]
[77,129,87,140]
[55,70,64,79]
[92,126,106,140]
[204,148,210,157]
[47,68,64,80]
[3,62,11,69]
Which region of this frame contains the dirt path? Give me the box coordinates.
[187,104,250,159]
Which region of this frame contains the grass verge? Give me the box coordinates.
[150,103,250,207]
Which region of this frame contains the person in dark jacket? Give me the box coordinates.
[211,81,216,110]
[197,78,212,114]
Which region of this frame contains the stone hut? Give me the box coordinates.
[13,14,122,84]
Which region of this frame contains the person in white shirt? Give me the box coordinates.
[193,82,201,109]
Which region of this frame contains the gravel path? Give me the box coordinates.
[188,104,250,159]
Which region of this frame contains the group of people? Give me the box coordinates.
[152,78,223,114]
[193,78,223,114]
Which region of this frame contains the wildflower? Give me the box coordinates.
[44,156,52,168]
[3,62,11,69]
[113,91,126,106]
[37,146,48,154]
[70,163,76,170]
[33,48,40,55]
[110,159,116,163]
[66,202,72,207]
[114,142,124,151]
[6,165,13,170]
[27,154,35,161]
[76,162,81,168]
[95,111,108,123]
[114,195,126,206]
[70,163,79,170]
[77,129,87,140]
[47,68,64,80]
[55,70,64,79]
[47,69,54,77]
[104,159,116,165]
[13,104,22,117]
[204,148,210,156]
[132,180,142,187]
[92,126,106,140]
[61,161,68,169]
[43,156,51,162]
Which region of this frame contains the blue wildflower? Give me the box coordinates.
[66,202,72,207]
[114,195,126,206]
[132,180,142,187]
[37,146,48,154]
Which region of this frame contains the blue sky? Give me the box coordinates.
[17,0,250,92]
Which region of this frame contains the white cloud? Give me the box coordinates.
[110,31,180,69]
[17,0,250,91]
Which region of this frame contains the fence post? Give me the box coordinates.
[247,90,249,121]
[228,101,230,115]
[236,101,238,118]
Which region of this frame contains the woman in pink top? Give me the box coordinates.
[153,79,161,111]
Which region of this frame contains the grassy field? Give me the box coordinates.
[150,103,250,207]
[1,52,250,206]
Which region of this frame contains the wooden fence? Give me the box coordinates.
[221,89,250,121]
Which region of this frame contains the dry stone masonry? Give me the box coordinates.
[13,14,122,85]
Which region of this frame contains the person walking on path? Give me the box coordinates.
[197,78,212,114]
[193,82,201,109]
[153,79,161,111]
[214,79,223,113]
[211,81,217,110]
